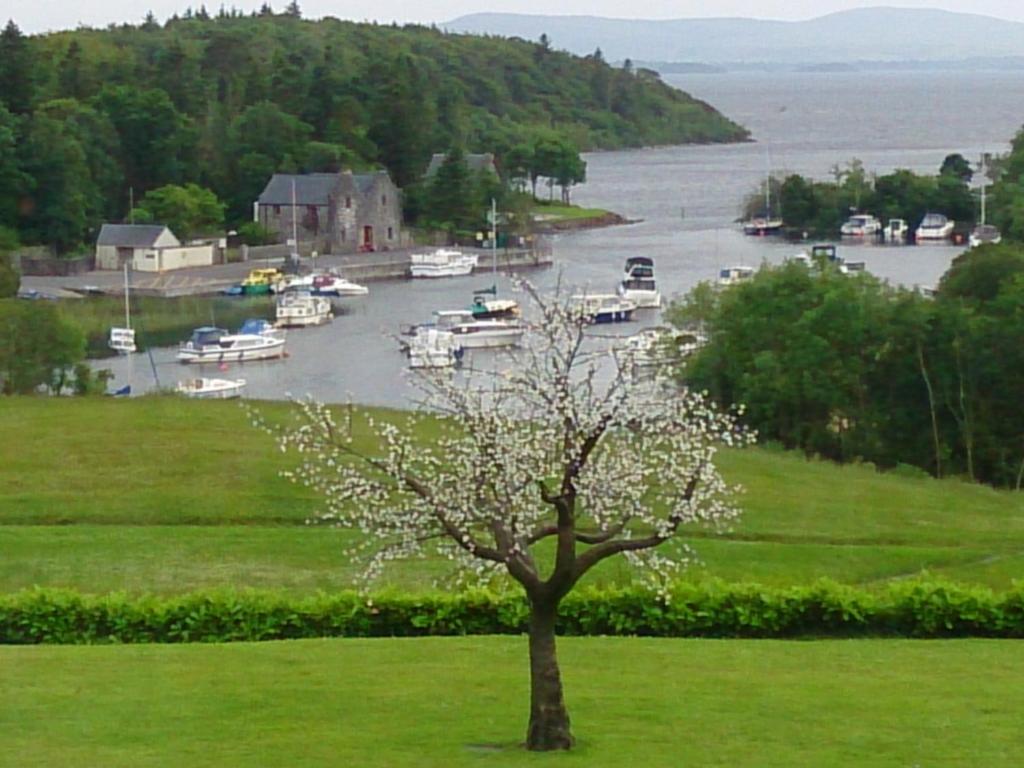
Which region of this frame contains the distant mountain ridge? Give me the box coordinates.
[444,8,1024,66]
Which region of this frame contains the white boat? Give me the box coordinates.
[742,216,784,236]
[617,257,662,309]
[275,291,332,327]
[407,328,464,369]
[915,213,954,241]
[176,377,247,399]
[623,327,705,368]
[717,266,755,287]
[409,248,478,278]
[108,264,137,354]
[311,273,369,296]
[884,218,908,243]
[570,294,637,323]
[433,310,525,348]
[969,223,1001,248]
[177,322,286,364]
[470,294,520,320]
[840,214,882,238]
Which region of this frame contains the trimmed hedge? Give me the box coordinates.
[3,580,1024,645]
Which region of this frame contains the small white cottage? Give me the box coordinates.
[95,224,215,272]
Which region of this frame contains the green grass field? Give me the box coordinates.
[530,201,613,222]
[2,396,1023,594]
[3,636,1023,766]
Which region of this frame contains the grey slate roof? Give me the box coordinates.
[96,224,174,248]
[425,153,498,178]
[257,171,391,206]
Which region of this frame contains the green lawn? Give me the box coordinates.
[530,202,613,222]
[2,397,1024,593]
[3,636,1023,767]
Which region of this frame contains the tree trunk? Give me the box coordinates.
[526,600,574,751]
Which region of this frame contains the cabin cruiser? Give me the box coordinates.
[915,213,954,241]
[570,294,636,323]
[617,257,662,309]
[177,321,286,363]
[409,248,478,278]
[884,219,908,243]
[240,268,283,295]
[176,377,247,399]
[840,214,882,238]
[622,327,706,368]
[310,273,369,297]
[469,292,520,320]
[969,224,1001,248]
[275,291,332,327]
[433,310,525,348]
[717,266,755,287]
[407,328,464,369]
[742,216,783,236]
[799,244,865,275]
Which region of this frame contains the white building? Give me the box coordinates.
[95,224,216,272]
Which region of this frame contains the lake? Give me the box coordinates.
[100,70,1024,406]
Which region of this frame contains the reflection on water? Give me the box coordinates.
[96,71,1024,407]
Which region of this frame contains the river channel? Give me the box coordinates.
[100,70,1024,406]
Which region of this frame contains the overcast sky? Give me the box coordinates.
[9,1,1024,34]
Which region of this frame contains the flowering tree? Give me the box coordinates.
[262,285,751,751]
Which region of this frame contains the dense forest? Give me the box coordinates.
[671,245,1024,489]
[0,9,748,253]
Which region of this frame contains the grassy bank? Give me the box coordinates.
[58,296,275,357]
[1,397,1023,593]
[3,637,1023,766]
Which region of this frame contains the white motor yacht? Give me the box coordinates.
[885,219,908,243]
[177,322,286,364]
[433,310,524,348]
[717,266,755,287]
[617,257,662,309]
[569,294,637,323]
[409,249,478,278]
[915,213,955,241]
[275,291,332,327]
[407,328,464,369]
[840,214,882,238]
[969,223,1001,248]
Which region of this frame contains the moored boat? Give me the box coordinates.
[176,377,247,399]
[470,294,520,320]
[433,310,525,348]
[717,266,755,287]
[409,248,478,278]
[915,213,955,241]
[617,257,662,309]
[840,214,882,238]
[407,328,464,369]
[177,323,286,364]
[884,218,908,243]
[240,268,283,295]
[275,291,332,327]
[570,294,637,323]
[311,273,369,296]
[969,223,1002,248]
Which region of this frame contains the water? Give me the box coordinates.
[101,70,1024,406]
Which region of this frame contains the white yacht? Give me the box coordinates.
[409,248,478,278]
[884,218,908,243]
[176,377,247,399]
[433,310,525,348]
[717,266,755,287]
[177,322,286,364]
[617,257,662,309]
[311,273,369,296]
[915,213,955,241]
[570,294,637,323]
[407,328,464,369]
[108,264,137,354]
[969,223,1002,248]
[840,214,882,238]
[275,291,332,327]
[622,327,705,368]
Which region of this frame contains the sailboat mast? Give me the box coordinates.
[123,263,131,330]
[491,197,497,278]
[981,179,987,226]
[291,179,298,253]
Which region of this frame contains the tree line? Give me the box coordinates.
[0,11,747,253]
[670,244,1024,489]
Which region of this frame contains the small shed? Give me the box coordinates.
[95,224,215,272]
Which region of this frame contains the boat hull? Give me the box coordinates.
[591,309,635,324]
[409,264,475,278]
[452,330,524,349]
[618,289,662,309]
[176,378,247,399]
[177,339,286,364]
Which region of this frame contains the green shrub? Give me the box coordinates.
[4,581,1024,645]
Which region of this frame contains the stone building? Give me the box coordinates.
[254,170,403,254]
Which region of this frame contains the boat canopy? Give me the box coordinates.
[189,327,227,346]
[920,213,948,228]
[625,256,654,269]
[238,318,273,335]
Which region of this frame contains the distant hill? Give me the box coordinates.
[445,8,1024,66]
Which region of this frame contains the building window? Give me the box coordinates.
[273,205,280,214]
[341,228,346,243]
[387,227,394,240]
[381,194,387,206]
[345,197,352,209]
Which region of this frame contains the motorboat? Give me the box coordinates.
[617,257,662,309]
[742,216,784,236]
[176,377,247,399]
[275,291,332,327]
[177,322,286,364]
[407,328,464,369]
[915,213,954,241]
[840,214,882,238]
[969,223,1002,248]
[311,272,369,297]
[409,248,478,278]
[240,267,283,295]
[570,294,636,323]
[800,244,865,275]
[717,266,755,287]
[884,219,908,243]
[470,294,520,320]
[622,327,705,368]
[433,310,525,348]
